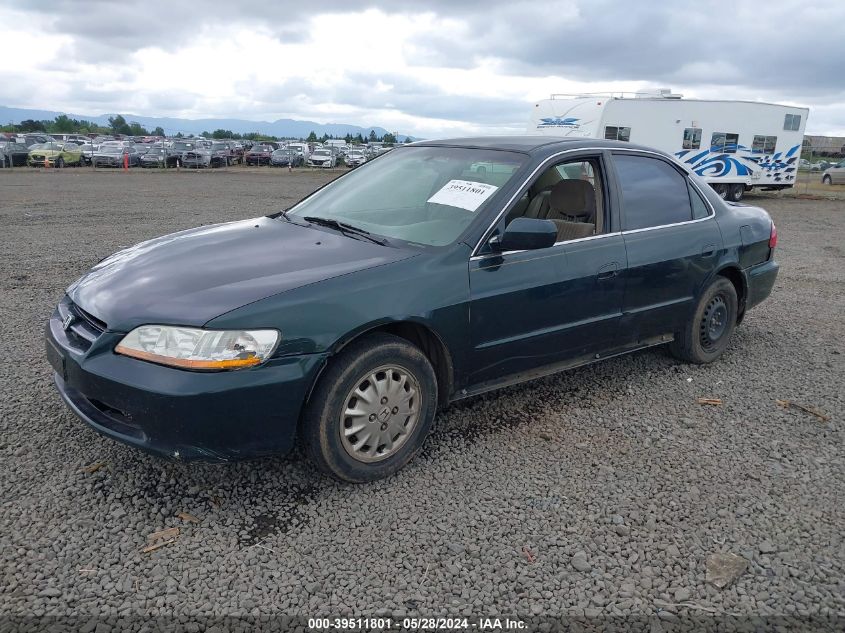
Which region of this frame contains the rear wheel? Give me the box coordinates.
[301,333,438,482]
[712,183,729,199]
[669,277,738,364]
[822,175,832,185]
[728,184,744,202]
[56,157,65,168]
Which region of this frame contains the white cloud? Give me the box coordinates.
[1,2,843,137]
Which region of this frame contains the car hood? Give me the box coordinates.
[67,216,416,331]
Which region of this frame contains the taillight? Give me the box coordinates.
[769,222,778,249]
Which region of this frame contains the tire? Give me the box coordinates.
[669,277,738,364]
[712,183,729,199]
[822,175,832,185]
[301,333,438,482]
[56,157,65,168]
[727,184,744,202]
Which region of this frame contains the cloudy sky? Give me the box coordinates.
[1,0,843,137]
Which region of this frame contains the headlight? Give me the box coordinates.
[115,325,280,370]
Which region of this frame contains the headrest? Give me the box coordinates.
[549,179,596,216]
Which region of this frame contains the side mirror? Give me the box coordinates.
[491,217,558,252]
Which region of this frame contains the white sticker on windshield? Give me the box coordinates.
[427,180,498,212]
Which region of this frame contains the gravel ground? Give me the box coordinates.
[1,168,844,626]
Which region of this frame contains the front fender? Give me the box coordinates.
[205,245,473,385]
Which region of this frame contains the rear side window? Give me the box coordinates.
[614,155,693,230]
[688,182,711,219]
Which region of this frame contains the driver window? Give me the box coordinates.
[505,158,605,242]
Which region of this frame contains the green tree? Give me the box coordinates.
[108,114,131,135]
[52,115,76,133]
[18,119,43,132]
[383,132,397,144]
[354,133,364,144]
[404,136,413,143]
[306,131,318,142]
[128,122,149,136]
[368,129,377,142]
[152,126,165,137]
[212,129,234,139]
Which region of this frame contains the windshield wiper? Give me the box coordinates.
[302,216,390,246]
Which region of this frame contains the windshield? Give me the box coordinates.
[287,146,526,247]
[314,150,331,157]
[172,142,195,151]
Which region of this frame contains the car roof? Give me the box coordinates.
[412,135,658,156]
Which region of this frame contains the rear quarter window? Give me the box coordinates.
[614,154,694,230]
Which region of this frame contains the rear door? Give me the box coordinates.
[611,152,723,343]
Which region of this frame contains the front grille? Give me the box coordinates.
[57,297,106,353]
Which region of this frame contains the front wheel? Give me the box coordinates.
[669,277,738,364]
[822,175,832,185]
[728,184,744,202]
[56,157,65,168]
[301,333,438,482]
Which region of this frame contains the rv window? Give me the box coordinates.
[784,114,801,131]
[682,128,702,150]
[752,135,777,155]
[614,154,692,230]
[710,132,738,154]
[604,126,630,142]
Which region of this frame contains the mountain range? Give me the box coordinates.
[0,106,415,141]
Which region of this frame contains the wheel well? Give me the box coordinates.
[717,266,747,324]
[337,322,453,408]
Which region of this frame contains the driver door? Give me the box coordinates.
[466,153,627,387]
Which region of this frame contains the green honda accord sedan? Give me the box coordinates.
[46,136,778,481]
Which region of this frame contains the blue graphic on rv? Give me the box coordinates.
[675,144,800,183]
[537,117,580,128]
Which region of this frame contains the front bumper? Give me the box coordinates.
[746,259,779,310]
[46,302,327,462]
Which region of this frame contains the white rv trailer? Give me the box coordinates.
[528,90,808,201]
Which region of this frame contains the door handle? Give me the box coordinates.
[597,262,618,280]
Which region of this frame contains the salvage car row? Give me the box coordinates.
[0,135,388,169]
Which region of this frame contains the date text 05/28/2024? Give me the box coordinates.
[307,617,527,630]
